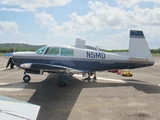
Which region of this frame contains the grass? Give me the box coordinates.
[152,54,160,56]
[0,53,4,56]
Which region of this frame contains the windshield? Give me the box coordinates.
[36,46,47,54]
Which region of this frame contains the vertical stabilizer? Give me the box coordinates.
[129,30,153,61]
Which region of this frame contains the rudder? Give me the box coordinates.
[129,30,153,61]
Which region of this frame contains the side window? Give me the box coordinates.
[61,48,74,56]
[44,47,59,55]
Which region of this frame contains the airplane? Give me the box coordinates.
[11,30,154,87]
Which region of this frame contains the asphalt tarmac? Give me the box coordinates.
[0,56,160,120]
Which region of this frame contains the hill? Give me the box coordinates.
[0,43,44,53]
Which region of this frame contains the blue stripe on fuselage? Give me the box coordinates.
[13,57,154,71]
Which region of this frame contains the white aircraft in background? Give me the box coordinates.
[10,30,154,87]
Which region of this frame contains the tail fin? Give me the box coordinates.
[129,30,154,61]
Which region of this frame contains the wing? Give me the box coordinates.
[20,63,83,73]
[0,95,40,120]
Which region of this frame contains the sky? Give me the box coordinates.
[0,0,160,50]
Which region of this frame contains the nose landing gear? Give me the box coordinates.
[23,73,31,83]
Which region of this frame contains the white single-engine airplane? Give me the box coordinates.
[11,30,154,87]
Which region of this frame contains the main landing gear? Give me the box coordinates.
[57,73,73,87]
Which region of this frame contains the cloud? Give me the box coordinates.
[35,2,126,37]
[143,0,160,4]
[91,31,129,50]
[116,0,142,8]
[34,1,160,49]
[0,8,26,12]
[116,0,160,8]
[35,12,85,38]
[0,0,72,11]
[35,12,58,28]
[35,1,160,35]
[0,21,19,35]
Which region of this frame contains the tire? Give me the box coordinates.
[57,76,68,87]
[23,75,31,82]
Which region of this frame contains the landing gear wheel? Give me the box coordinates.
[57,76,68,87]
[23,75,31,82]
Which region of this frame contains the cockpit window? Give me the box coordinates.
[44,47,59,55]
[36,46,47,54]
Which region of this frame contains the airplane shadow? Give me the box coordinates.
[122,79,160,94]
[0,58,158,119]
[28,74,83,120]
[0,73,159,120]
[26,73,160,120]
